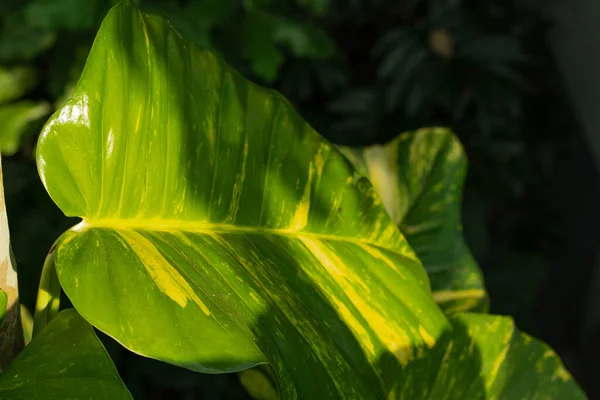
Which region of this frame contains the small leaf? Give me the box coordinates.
[24,0,106,31]
[339,128,488,313]
[19,304,33,345]
[184,0,237,29]
[0,66,37,105]
[240,365,279,400]
[273,19,334,59]
[329,88,376,114]
[378,34,421,79]
[0,23,55,63]
[0,101,50,155]
[295,0,329,16]
[0,309,132,400]
[242,10,284,81]
[373,29,410,57]
[386,48,429,109]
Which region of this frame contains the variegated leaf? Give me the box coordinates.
[242,313,586,399]
[36,2,448,398]
[339,128,487,314]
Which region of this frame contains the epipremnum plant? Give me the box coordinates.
[0,1,587,399]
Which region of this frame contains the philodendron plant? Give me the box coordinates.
[0,1,587,399]
[339,129,489,315]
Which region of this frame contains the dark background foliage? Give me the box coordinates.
[0,0,598,398]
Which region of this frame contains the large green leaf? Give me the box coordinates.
[242,313,586,399]
[339,128,488,314]
[0,309,132,399]
[36,2,448,398]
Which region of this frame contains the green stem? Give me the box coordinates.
[32,249,61,338]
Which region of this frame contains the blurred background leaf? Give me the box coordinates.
[0,101,49,155]
[0,66,37,104]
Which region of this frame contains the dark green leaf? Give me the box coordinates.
[0,24,55,63]
[0,309,132,400]
[295,0,329,16]
[242,10,284,81]
[273,19,335,59]
[241,313,585,399]
[395,313,585,399]
[24,0,106,31]
[378,34,422,79]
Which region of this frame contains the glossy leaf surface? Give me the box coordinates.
[339,128,487,313]
[0,309,131,400]
[37,3,447,398]
[242,313,586,399]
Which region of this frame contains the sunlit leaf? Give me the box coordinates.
[339,128,488,313]
[0,309,132,399]
[37,3,448,398]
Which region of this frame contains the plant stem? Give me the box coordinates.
[32,250,61,338]
[0,156,23,370]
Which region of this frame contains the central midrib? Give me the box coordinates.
[74,218,410,258]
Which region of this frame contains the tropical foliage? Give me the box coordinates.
[339,129,487,314]
[0,2,586,399]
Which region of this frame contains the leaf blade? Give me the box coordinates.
[339,128,488,313]
[37,3,447,398]
[0,309,132,400]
